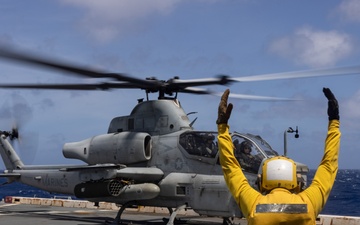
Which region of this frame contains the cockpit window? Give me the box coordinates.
[246,134,279,157]
[232,136,265,174]
[179,132,218,158]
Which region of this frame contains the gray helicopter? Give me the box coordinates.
[0,48,359,225]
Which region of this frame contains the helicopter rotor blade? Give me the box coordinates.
[0,83,301,101]
[0,47,158,89]
[0,78,233,93]
[0,82,141,90]
[214,92,299,101]
[230,65,360,82]
[0,47,236,92]
[1,47,359,99]
[168,76,232,88]
[182,87,299,101]
[180,87,213,95]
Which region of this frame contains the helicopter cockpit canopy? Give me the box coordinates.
[179,131,280,174]
[232,133,279,174]
[232,136,262,173]
[179,132,218,158]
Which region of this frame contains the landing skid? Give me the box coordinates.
[162,216,235,225]
[166,204,187,225]
[108,202,135,224]
[222,217,235,225]
[162,218,187,225]
[108,203,236,225]
[108,203,187,225]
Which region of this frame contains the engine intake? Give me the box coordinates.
[63,132,151,165]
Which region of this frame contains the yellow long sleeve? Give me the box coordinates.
[300,120,341,217]
[218,124,261,217]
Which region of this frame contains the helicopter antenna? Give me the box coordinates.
[187,112,197,116]
[189,117,198,128]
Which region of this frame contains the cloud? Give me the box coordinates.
[0,100,12,128]
[337,0,360,22]
[39,98,55,111]
[268,26,353,68]
[0,93,33,127]
[59,0,182,42]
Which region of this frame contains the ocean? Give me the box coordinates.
[1,169,359,216]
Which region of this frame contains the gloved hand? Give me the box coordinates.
[323,87,339,121]
[216,89,233,124]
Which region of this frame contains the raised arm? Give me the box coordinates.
[301,88,341,216]
[217,89,260,217]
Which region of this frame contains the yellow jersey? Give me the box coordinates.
[218,120,340,225]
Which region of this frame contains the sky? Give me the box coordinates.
[0,0,360,169]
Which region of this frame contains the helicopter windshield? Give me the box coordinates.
[245,133,279,157]
[178,131,279,173]
[179,132,218,158]
[231,133,279,174]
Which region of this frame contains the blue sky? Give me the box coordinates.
[0,0,360,169]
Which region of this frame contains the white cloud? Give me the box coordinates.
[337,0,360,22]
[268,26,353,68]
[59,0,182,42]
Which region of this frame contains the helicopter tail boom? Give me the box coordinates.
[0,133,24,170]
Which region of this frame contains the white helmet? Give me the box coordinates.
[259,156,298,192]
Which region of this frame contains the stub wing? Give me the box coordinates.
[59,165,164,182]
[116,167,164,182]
[0,171,21,185]
[0,173,21,178]
[58,163,126,171]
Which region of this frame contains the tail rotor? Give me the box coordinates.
[1,94,39,165]
[10,125,19,141]
[1,127,19,140]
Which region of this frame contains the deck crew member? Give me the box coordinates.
[217,88,340,225]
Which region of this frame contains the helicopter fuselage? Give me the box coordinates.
[1,99,308,219]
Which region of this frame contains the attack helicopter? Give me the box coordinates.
[0,47,360,225]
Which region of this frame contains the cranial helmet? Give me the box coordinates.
[259,156,298,193]
[239,141,252,153]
